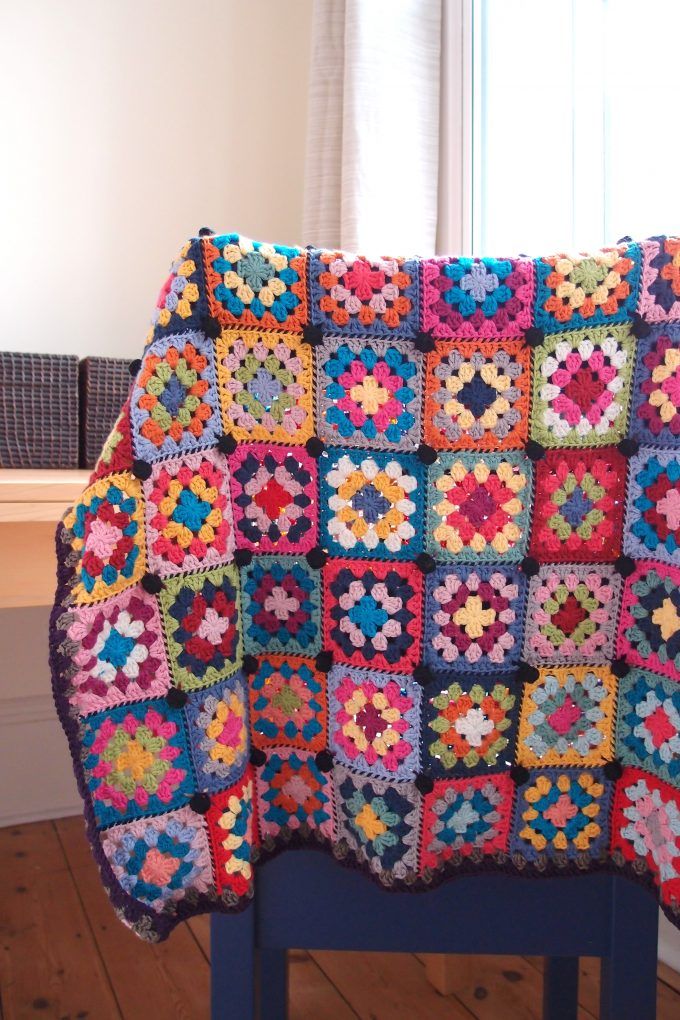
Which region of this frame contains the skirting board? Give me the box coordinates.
[0,693,81,825]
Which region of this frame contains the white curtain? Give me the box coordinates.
[303,0,443,256]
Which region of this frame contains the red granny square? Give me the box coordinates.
[530,448,626,562]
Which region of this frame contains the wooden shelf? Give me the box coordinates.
[0,469,89,523]
[0,469,89,609]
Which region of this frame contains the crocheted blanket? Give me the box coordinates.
[50,232,680,941]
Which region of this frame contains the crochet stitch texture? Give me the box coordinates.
[51,232,680,941]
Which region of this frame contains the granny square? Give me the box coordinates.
[423,564,526,673]
[419,773,514,870]
[206,772,255,897]
[523,565,621,665]
[421,256,534,339]
[529,448,626,562]
[334,764,420,879]
[151,238,207,335]
[50,230,680,941]
[185,675,249,792]
[144,448,235,577]
[316,337,422,450]
[203,234,307,331]
[90,397,134,482]
[323,559,423,673]
[426,451,532,561]
[616,670,680,789]
[158,564,241,691]
[624,448,680,564]
[328,665,421,780]
[256,748,334,840]
[617,560,680,682]
[510,768,611,860]
[516,666,617,768]
[241,555,322,656]
[65,587,171,715]
[424,339,531,450]
[422,676,517,776]
[100,807,213,911]
[229,443,318,553]
[130,331,220,461]
[629,325,680,447]
[63,473,146,605]
[82,700,194,828]
[215,328,314,444]
[611,768,680,906]
[310,250,419,337]
[638,236,680,324]
[530,325,635,447]
[534,243,641,332]
[319,447,424,559]
[250,654,327,752]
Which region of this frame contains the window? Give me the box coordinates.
[470,0,680,254]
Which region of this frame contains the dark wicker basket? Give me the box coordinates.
[0,351,80,468]
[79,356,131,468]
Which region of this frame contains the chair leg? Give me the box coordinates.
[257,948,288,1020]
[600,879,658,1020]
[211,907,256,1020]
[542,957,579,1020]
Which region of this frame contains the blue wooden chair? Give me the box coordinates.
[210,849,659,1019]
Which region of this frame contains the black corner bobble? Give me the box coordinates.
[612,657,630,679]
[190,792,211,814]
[414,331,435,353]
[303,324,324,347]
[417,443,438,466]
[524,327,545,349]
[617,437,640,458]
[516,661,540,684]
[521,556,540,578]
[525,439,546,462]
[617,235,632,245]
[604,759,623,782]
[315,650,333,673]
[510,764,529,786]
[132,458,152,481]
[234,548,253,567]
[305,436,325,459]
[413,663,433,687]
[141,572,163,595]
[306,546,327,569]
[203,316,222,339]
[416,552,436,575]
[250,747,267,768]
[415,773,434,796]
[217,434,237,456]
[315,749,334,773]
[128,358,142,377]
[615,555,636,578]
[242,654,258,676]
[166,688,187,710]
[198,226,215,237]
[631,313,652,339]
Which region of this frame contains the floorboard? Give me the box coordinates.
[1,818,679,1019]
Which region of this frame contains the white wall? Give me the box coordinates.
[0,0,313,359]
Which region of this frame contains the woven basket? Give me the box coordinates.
[0,351,79,468]
[79,357,131,468]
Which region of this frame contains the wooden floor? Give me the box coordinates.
[2,819,680,1019]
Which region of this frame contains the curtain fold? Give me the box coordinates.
[303,0,442,256]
